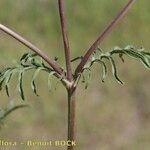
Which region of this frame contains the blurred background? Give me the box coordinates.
[0,0,150,150]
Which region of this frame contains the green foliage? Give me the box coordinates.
[0,52,58,100]
[81,46,150,88]
[1,46,150,98]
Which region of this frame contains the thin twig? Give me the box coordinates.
[1,105,29,120]
[58,0,73,81]
[75,0,136,77]
[0,24,65,77]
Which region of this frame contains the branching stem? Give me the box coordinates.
[0,24,64,77]
[0,2,140,150]
[75,0,136,77]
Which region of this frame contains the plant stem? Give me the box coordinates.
[0,24,65,77]
[58,0,73,81]
[75,0,136,77]
[67,87,76,150]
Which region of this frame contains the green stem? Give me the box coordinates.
[67,87,76,150]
